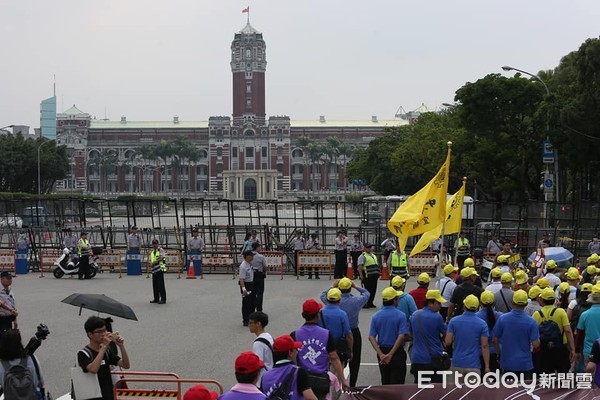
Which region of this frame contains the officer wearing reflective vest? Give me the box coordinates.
[358,243,380,309]
[149,239,167,304]
[389,245,409,280]
[77,232,91,280]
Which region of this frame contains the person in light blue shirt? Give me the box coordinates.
[391,276,417,321]
[576,287,600,357]
[368,287,408,385]
[492,290,540,380]
[409,290,448,383]
[445,295,490,377]
[320,277,369,387]
[319,288,353,367]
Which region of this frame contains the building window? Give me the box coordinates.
[245,72,252,79]
[277,147,283,156]
[232,147,238,157]
[261,162,268,169]
[262,147,267,157]
[246,82,252,93]
[277,164,283,173]
[216,164,223,174]
[244,129,254,137]
[217,147,223,157]
[246,147,253,157]
[246,97,252,108]
[245,163,254,170]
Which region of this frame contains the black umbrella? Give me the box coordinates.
[61,293,138,321]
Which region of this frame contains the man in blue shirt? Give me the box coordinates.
[320,288,353,368]
[445,295,490,379]
[576,284,600,359]
[320,277,369,387]
[492,290,540,380]
[368,287,408,385]
[391,276,417,321]
[409,290,448,383]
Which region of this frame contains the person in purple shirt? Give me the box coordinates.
[369,287,408,385]
[260,335,317,400]
[218,351,266,400]
[291,299,349,397]
[409,290,448,383]
[320,277,369,387]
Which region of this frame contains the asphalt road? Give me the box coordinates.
[11,270,424,397]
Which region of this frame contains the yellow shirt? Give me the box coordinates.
[532,305,570,344]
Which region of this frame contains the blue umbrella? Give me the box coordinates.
[528,246,574,264]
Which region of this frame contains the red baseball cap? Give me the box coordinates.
[302,299,322,315]
[183,384,219,400]
[273,335,302,353]
[234,351,265,374]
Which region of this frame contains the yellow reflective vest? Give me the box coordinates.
[389,251,408,276]
[362,252,380,278]
[150,249,167,273]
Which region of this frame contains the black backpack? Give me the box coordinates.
[1,357,37,400]
[254,337,274,368]
[266,366,297,400]
[537,308,565,351]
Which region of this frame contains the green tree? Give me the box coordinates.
[453,73,546,201]
[0,134,68,193]
[547,38,600,202]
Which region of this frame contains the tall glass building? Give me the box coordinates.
[40,96,57,139]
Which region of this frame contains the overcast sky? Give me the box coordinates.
[2,1,600,130]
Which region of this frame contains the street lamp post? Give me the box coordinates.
[502,65,557,227]
[37,139,52,196]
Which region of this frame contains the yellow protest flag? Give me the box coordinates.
[409,179,466,257]
[387,142,452,250]
[444,179,466,235]
[409,224,443,257]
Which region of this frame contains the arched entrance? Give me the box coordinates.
[244,178,257,200]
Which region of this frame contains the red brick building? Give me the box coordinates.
[55,22,405,199]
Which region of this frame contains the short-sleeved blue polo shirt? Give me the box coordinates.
[475,309,503,354]
[577,304,600,356]
[320,304,351,340]
[409,307,447,364]
[492,310,539,371]
[397,293,417,320]
[448,311,489,368]
[369,306,408,348]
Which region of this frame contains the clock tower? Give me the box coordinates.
[230,21,266,125]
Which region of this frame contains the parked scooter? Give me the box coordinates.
[53,247,100,279]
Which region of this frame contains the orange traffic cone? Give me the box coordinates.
[380,255,389,280]
[346,255,354,279]
[187,256,196,279]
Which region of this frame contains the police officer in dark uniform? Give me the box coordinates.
[77,232,91,279]
[0,271,18,334]
[239,250,255,326]
[250,242,267,312]
[150,239,167,304]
